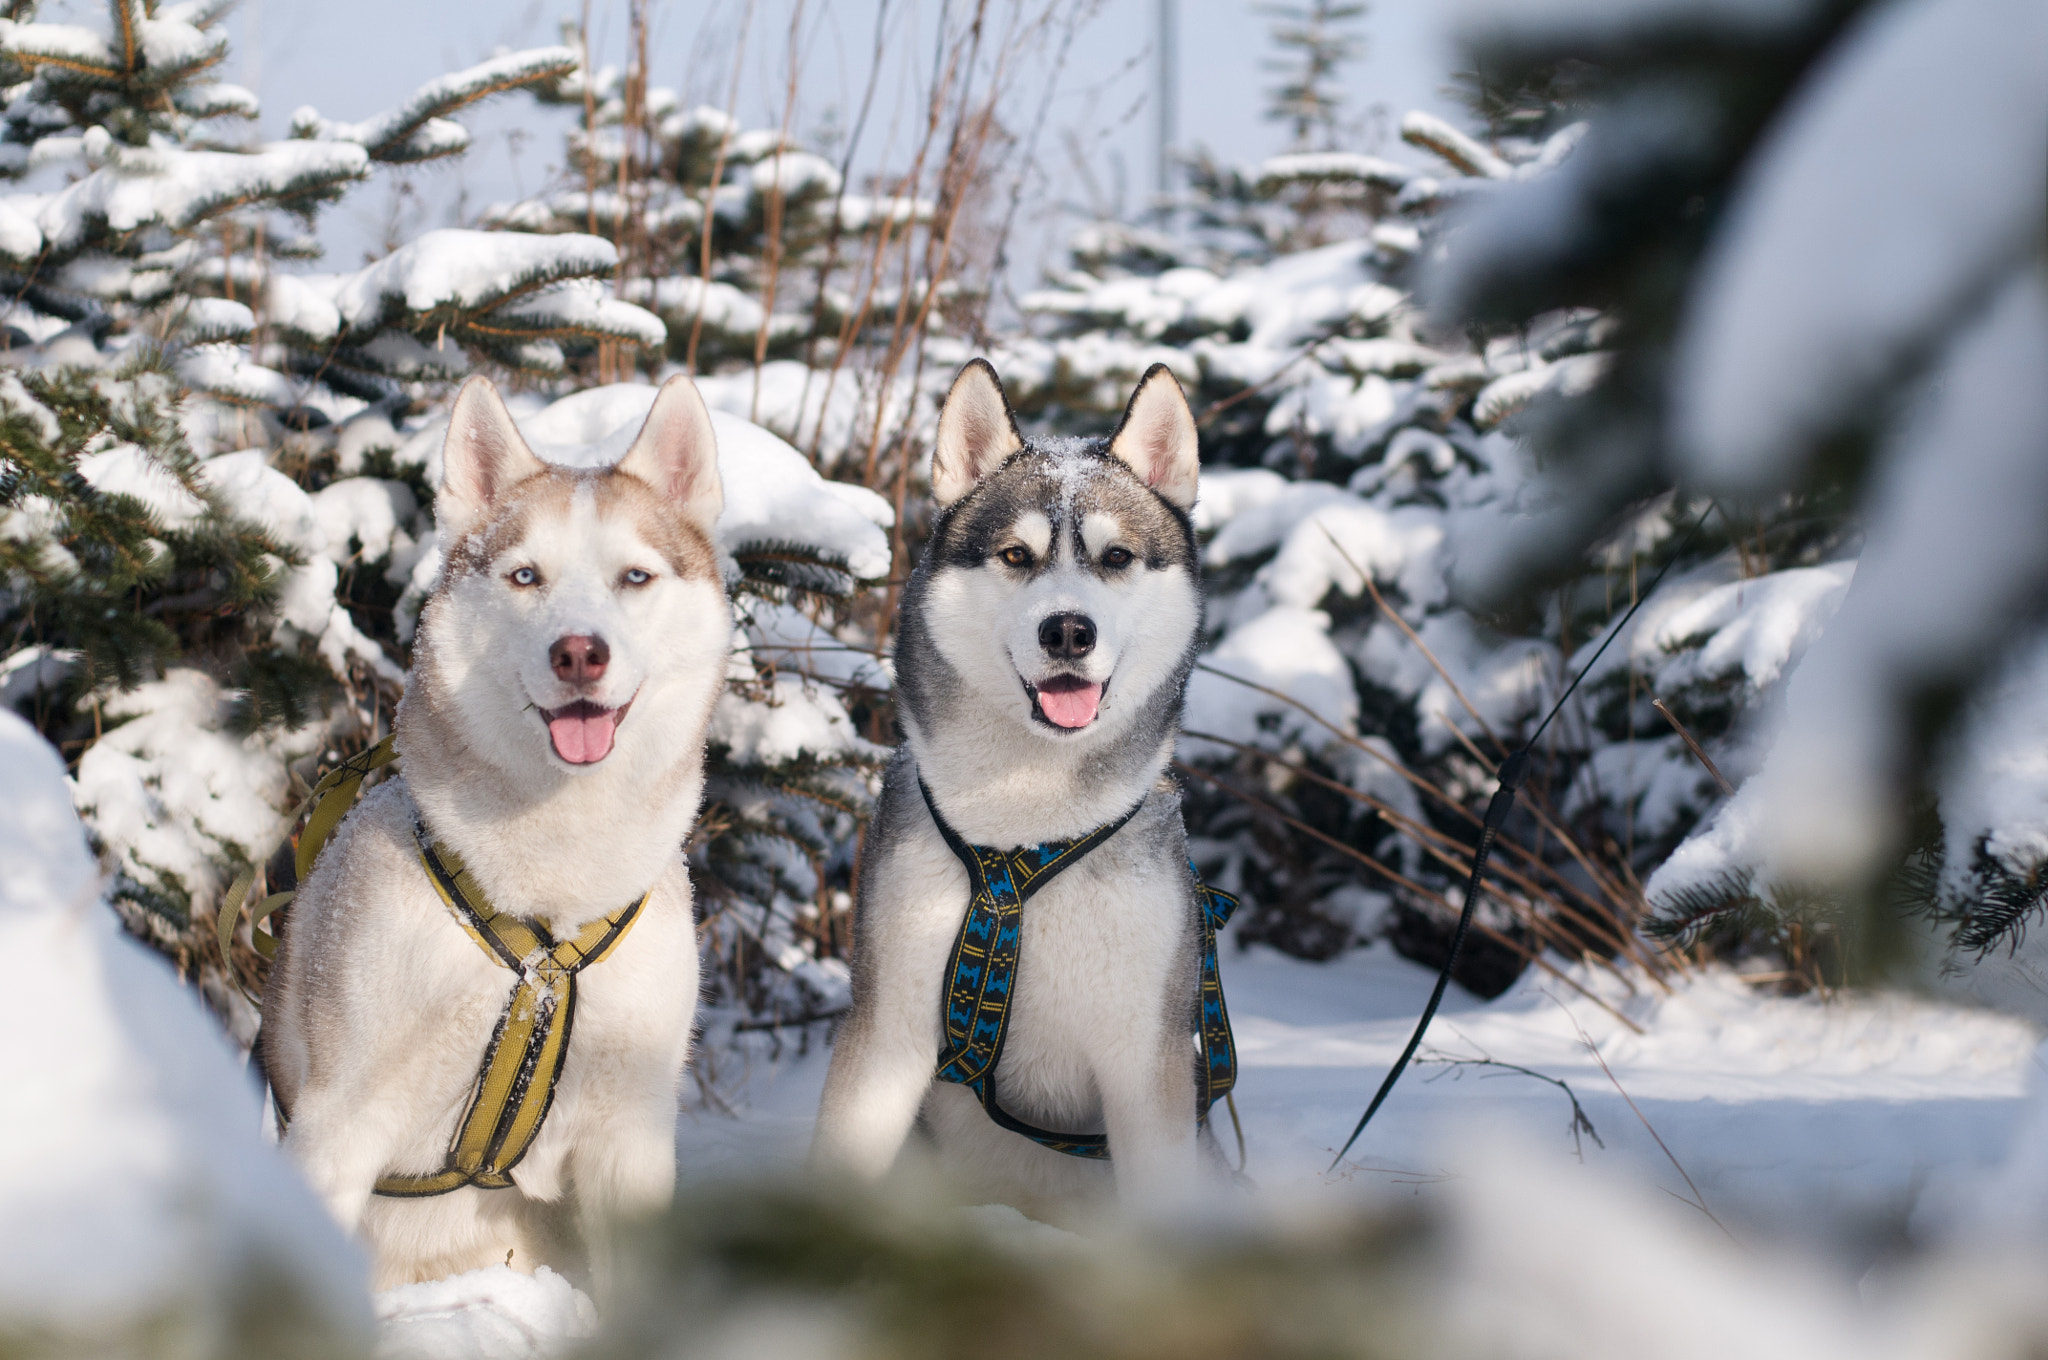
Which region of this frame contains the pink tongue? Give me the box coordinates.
[548,710,618,764]
[1037,683,1102,729]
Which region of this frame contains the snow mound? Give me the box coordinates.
[0,710,369,1350]
[375,1266,595,1360]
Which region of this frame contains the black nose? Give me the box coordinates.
[1038,612,1096,659]
[550,633,610,684]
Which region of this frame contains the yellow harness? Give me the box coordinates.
[218,734,403,965]
[217,735,648,1198]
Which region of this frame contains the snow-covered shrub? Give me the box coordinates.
[982,93,1697,994]
[0,3,894,1037]
[488,48,976,472]
[573,1156,2048,1360]
[1418,0,2048,983]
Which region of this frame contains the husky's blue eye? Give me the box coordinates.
[622,568,653,587]
[509,566,540,587]
[1101,546,1134,568]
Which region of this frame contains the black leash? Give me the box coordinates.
[1328,501,1715,1171]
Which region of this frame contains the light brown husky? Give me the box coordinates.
[262,375,727,1291]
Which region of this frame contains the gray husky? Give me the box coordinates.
[812,359,1219,1208]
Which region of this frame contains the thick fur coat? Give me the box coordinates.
[261,376,728,1290]
[812,360,1214,1209]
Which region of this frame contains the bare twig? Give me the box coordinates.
[689,1064,740,1119]
[1182,667,1671,983]
[1653,698,1736,797]
[731,1005,848,1032]
[1172,759,1644,1033]
[1416,1042,1604,1161]
[685,0,756,375]
[1182,727,1655,974]
[1552,995,1736,1242]
[751,0,811,421]
[1441,719,1646,925]
[1320,522,1505,754]
[1196,323,1348,428]
[796,0,894,460]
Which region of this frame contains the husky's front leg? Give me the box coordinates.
[812,1003,936,1178]
[812,805,956,1179]
[285,1081,413,1234]
[572,1115,676,1303]
[1098,1030,1200,1208]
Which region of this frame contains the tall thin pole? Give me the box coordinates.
[242,0,261,107]
[1155,0,1177,209]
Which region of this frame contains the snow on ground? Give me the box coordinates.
[676,938,2044,1253]
[376,1267,596,1360]
[319,931,2048,1357]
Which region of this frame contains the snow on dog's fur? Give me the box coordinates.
[813,360,1213,1209]
[261,375,727,1292]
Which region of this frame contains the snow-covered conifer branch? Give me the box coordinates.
[1257,152,1413,195]
[1400,111,1511,180]
[0,16,125,84]
[291,47,579,166]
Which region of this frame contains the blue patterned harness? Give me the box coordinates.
[919,779,1239,1159]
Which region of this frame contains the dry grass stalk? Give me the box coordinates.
[1554,996,1736,1242]
[751,0,811,422]
[1183,727,1659,978]
[1320,523,1506,755]
[579,0,599,239]
[1653,698,1736,797]
[1184,662,1676,993]
[1437,718,1650,930]
[1172,759,1645,1033]
[793,0,894,461]
[685,0,756,376]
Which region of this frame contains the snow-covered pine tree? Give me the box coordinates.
[1259,0,1367,152]
[475,29,1030,1030]
[0,2,682,1029]
[1425,0,2048,991]
[493,37,951,468]
[989,70,1684,998]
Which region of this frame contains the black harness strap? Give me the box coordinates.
[920,779,1239,1159]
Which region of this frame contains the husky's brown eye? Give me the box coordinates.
[999,545,1032,568]
[509,566,540,587]
[622,567,653,587]
[1101,546,1134,568]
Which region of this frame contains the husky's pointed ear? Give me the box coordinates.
[1107,364,1200,509]
[931,359,1023,507]
[617,374,723,530]
[438,376,546,537]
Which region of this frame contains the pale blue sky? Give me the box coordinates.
[223,0,1459,273]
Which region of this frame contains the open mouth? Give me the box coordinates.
[1024,674,1106,731]
[540,696,634,764]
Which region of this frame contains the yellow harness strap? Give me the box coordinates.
[216,734,647,1198]
[372,832,646,1198]
[216,735,400,968]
